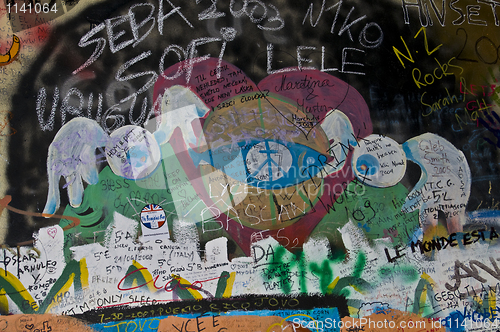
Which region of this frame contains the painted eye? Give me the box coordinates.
[198,93,330,230]
[352,134,407,187]
[240,139,326,189]
[201,139,327,190]
[355,154,379,176]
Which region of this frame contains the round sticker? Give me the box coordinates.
[105,125,161,180]
[245,141,292,182]
[352,134,407,188]
[140,204,166,229]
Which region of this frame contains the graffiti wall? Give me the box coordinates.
[1,0,500,331]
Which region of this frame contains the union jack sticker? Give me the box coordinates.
[140,204,166,229]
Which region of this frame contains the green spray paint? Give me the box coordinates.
[412,276,439,316]
[0,259,84,314]
[378,265,419,284]
[309,260,333,294]
[263,243,371,298]
[310,180,419,251]
[352,251,366,278]
[60,149,176,261]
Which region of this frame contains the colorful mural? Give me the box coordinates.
[1,0,500,331]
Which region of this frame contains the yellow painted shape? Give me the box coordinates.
[0,268,37,311]
[172,274,203,300]
[131,260,157,293]
[326,276,340,294]
[0,35,20,65]
[46,273,75,313]
[222,272,236,298]
[80,258,89,288]
[0,288,8,313]
[417,273,437,316]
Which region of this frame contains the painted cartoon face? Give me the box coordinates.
[204,139,327,190]
[199,93,329,229]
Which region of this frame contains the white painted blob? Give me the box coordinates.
[352,134,406,188]
[105,125,161,180]
[319,109,358,177]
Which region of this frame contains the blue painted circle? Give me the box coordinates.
[355,154,379,176]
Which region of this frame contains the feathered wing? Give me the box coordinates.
[43,118,109,215]
[401,136,429,212]
[319,109,357,176]
[401,133,471,213]
[154,85,210,148]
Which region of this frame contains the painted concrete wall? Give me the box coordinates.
[1,1,500,331]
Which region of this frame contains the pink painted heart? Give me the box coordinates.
[154,58,371,140]
[47,227,57,238]
[153,58,373,255]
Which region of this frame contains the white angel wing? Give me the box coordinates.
[154,85,210,148]
[43,117,108,215]
[401,132,471,213]
[319,109,357,176]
